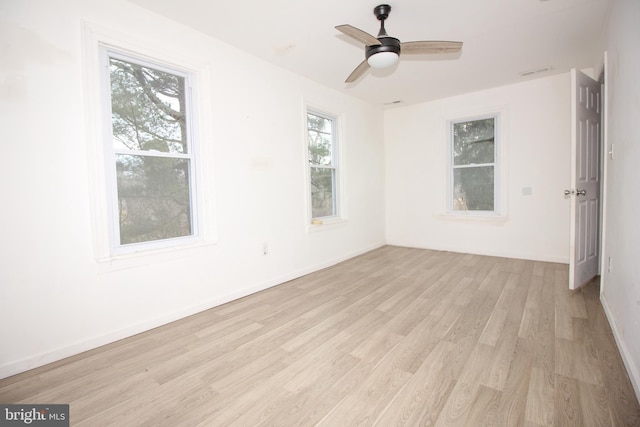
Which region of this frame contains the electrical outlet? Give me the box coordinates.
[262,242,268,256]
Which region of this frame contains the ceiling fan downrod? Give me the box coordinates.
[374,4,391,37]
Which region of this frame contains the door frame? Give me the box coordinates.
[598,54,610,295]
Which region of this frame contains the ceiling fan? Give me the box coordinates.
[336,4,463,83]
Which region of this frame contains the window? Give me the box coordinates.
[449,115,498,213]
[101,49,199,251]
[306,110,339,221]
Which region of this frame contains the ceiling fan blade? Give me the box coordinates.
[400,41,463,54]
[336,24,380,46]
[345,60,370,83]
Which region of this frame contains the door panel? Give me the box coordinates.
[569,69,601,290]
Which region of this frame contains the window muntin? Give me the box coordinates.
[450,116,497,212]
[103,50,198,250]
[306,111,338,220]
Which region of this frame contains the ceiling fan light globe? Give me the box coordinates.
[367,51,399,69]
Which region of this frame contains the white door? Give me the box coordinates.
[568,69,601,290]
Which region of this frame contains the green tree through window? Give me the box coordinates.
[107,54,195,246]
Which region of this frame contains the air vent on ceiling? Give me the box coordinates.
[519,66,552,77]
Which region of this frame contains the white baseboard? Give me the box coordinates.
[0,242,385,380]
[386,241,569,264]
[600,293,640,403]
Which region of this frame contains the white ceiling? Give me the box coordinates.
[128,0,612,107]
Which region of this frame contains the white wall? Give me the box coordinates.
[384,74,571,262]
[600,0,640,399]
[0,0,385,378]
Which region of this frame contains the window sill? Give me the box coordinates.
[306,217,348,233]
[96,239,216,274]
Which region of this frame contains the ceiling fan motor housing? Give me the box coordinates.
[366,37,401,60]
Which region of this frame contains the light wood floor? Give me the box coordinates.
[1,246,639,426]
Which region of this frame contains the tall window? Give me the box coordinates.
[102,49,198,251]
[450,115,498,213]
[306,111,339,220]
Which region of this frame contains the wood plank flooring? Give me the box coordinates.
[1,246,639,426]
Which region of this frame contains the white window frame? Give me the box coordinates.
[82,22,216,267]
[100,48,201,254]
[447,113,501,216]
[305,108,343,226]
